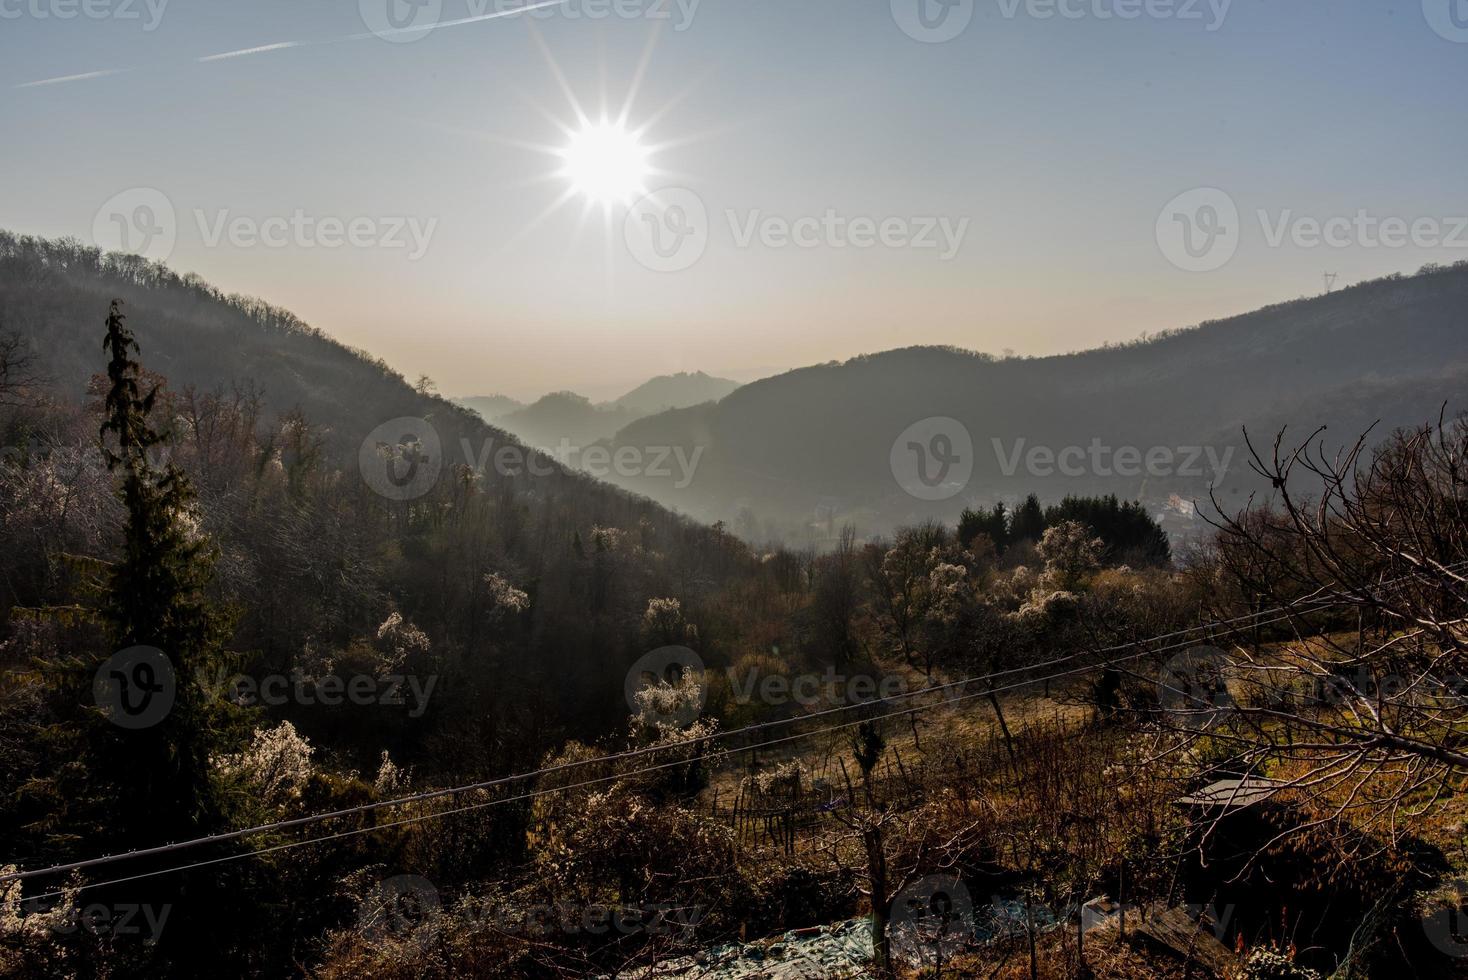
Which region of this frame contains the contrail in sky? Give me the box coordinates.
[17,69,133,89]
[15,1,569,89]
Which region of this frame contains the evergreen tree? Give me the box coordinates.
[1010,493,1046,543]
[1044,494,1170,566]
[958,501,1010,552]
[92,301,246,969]
[97,299,237,838]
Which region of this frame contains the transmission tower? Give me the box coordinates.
[1323,272,1339,294]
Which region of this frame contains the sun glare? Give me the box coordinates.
[559,120,651,206]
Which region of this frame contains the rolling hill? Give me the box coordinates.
[599,262,1468,541]
[455,371,741,449]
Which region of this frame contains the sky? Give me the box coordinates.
[2,0,1466,401]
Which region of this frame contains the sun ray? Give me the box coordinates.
[490,185,581,262]
[524,19,589,128]
[617,22,665,130]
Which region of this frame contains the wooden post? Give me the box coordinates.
[1119,860,1126,939]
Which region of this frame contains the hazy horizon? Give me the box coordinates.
[5,1,1467,396]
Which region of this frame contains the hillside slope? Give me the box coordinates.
[0,230,746,744]
[603,263,1468,537]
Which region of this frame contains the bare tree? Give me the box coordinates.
[1158,414,1468,843]
[0,329,42,405]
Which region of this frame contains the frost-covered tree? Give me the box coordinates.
[1036,519,1103,592]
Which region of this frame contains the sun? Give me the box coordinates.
[558,119,651,206]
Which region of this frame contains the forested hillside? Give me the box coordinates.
[0,230,749,765]
[602,262,1468,539]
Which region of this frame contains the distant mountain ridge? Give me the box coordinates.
[613,371,741,415]
[456,393,524,421]
[455,371,741,449]
[600,263,1468,540]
